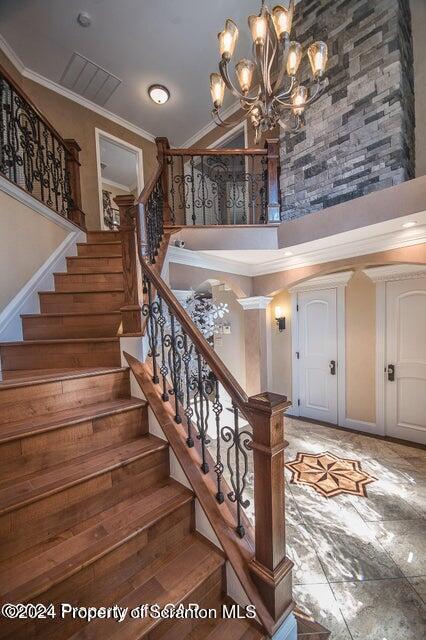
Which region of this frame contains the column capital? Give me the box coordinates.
[237,296,273,310]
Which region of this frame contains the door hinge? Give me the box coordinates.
[297,399,301,406]
[296,304,299,311]
[296,351,300,359]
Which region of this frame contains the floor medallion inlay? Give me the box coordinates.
[286,451,376,498]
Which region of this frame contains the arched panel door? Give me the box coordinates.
[385,278,426,444]
[298,289,338,424]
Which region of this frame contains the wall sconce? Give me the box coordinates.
[275,306,286,332]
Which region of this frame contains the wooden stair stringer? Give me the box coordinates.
[123,352,287,638]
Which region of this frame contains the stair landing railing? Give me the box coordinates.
[156,136,281,225]
[0,63,85,228]
[114,144,294,631]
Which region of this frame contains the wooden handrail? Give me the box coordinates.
[166,147,267,156]
[134,195,249,409]
[136,162,163,205]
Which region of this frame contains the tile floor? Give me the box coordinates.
[284,417,426,640]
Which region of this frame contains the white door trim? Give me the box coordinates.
[289,271,352,422]
[364,264,426,439]
[95,127,144,230]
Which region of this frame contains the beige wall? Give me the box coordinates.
[345,271,376,423]
[411,0,426,177]
[0,190,69,310]
[0,50,157,231]
[270,290,293,401]
[212,286,246,389]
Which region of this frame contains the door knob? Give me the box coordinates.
[329,360,336,375]
[387,364,395,381]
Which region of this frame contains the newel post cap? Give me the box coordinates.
[247,391,291,415]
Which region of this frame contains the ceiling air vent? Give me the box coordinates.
[60,52,121,106]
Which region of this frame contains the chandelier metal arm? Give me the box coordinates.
[304,78,329,107]
[212,102,259,128]
[274,76,297,101]
[219,59,259,104]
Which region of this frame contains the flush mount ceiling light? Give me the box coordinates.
[148,84,170,104]
[402,221,418,228]
[209,0,328,142]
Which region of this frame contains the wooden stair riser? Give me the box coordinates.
[0,340,121,371]
[0,406,148,479]
[53,272,124,292]
[0,449,169,561]
[39,291,124,313]
[66,256,123,274]
[0,502,194,640]
[86,231,121,244]
[22,313,122,340]
[77,243,122,257]
[0,370,130,425]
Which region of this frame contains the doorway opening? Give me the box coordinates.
[95,129,144,230]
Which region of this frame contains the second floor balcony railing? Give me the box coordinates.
[156,137,281,226]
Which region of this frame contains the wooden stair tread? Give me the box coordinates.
[38,289,125,295]
[0,397,145,443]
[0,435,167,515]
[185,616,265,639]
[22,311,122,318]
[0,366,127,388]
[0,479,193,604]
[0,337,120,347]
[67,534,224,640]
[77,242,122,247]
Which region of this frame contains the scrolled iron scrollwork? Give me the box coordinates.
[0,72,74,217]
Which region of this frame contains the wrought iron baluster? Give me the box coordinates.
[212,378,224,503]
[192,353,210,474]
[143,276,159,384]
[157,297,169,402]
[190,156,196,225]
[181,332,194,447]
[168,313,182,424]
[221,403,252,538]
[201,155,206,225]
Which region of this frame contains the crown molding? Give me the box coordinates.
[237,296,273,310]
[167,245,252,276]
[0,36,156,143]
[363,264,426,282]
[289,271,354,292]
[102,178,132,192]
[181,100,241,148]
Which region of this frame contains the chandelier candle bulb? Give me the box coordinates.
[308,41,328,78]
[286,41,303,76]
[210,73,225,108]
[272,2,294,40]
[291,85,308,115]
[235,59,255,94]
[248,15,268,45]
[218,19,238,60]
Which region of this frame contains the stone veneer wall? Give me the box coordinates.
[280,0,415,220]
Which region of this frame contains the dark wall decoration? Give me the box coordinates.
[280,0,415,220]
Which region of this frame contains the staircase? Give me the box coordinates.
[0,231,264,639]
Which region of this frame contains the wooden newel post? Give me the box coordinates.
[246,391,294,625]
[265,138,281,223]
[155,136,173,225]
[64,139,85,229]
[114,194,142,335]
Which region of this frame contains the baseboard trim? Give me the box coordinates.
[0,229,84,342]
[343,418,381,435]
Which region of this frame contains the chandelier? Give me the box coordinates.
[209,0,328,142]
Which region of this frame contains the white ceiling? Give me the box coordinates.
[0,0,267,145]
[100,137,138,190]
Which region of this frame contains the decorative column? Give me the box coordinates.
[114,194,141,334]
[237,296,273,396]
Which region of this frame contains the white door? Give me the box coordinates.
[298,289,338,423]
[385,278,426,444]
